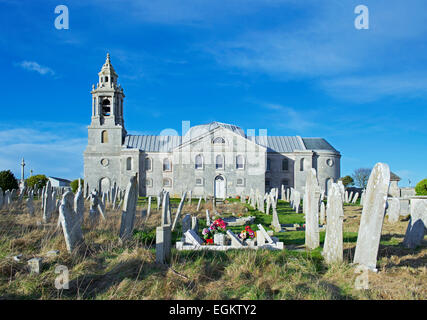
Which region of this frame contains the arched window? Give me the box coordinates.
[266,158,271,171]
[145,178,152,187]
[102,99,111,116]
[282,158,289,171]
[105,76,109,82]
[163,178,172,187]
[145,157,152,171]
[300,158,305,172]
[216,154,224,169]
[101,130,108,143]
[163,158,172,172]
[195,154,203,170]
[213,137,225,144]
[236,155,245,170]
[126,157,132,171]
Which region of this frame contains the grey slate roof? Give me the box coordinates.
[124,134,338,153]
[302,138,338,152]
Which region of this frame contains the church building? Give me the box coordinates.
[84,54,341,198]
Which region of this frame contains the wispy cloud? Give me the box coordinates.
[16,61,55,76]
[262,103,316,132]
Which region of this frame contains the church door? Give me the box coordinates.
[214,175,225,199]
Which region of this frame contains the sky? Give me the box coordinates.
[0,0,426,186]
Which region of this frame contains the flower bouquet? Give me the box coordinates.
[202,218,228,244]
[238,225,256,240]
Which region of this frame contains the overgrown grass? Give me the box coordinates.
[0,197,425,300]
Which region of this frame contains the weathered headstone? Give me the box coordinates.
[119,176,138,241]
[59,191,84,253]
[386,197,400,223]
[161,191,171,226]
[26,190,34,216]
[156,224,171,264]
[322,183,344,264]
[354,163,390,272]
[319,201,326,225]
[145,196,152,221]
[352,192,359,204]
[28,258,43,274]
[206,209,211,226]
[271,194,281,232]
[402,197,427,249]
[196,196,202,211]
[43,181,52,223]
[171,192,186,231]
[305,168,321,250]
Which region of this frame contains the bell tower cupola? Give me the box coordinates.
[90,53,126,134]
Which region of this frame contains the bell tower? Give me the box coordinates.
[89,53,126,142]
[84,53,127,194]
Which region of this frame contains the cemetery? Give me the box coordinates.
[0,163,426,300]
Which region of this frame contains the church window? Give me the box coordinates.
[102,99,111,116]
[282,158,289,171]
[300,158,305,172]
[163,158,172,172]
[266,158,271,171]
[216,154,224,169]
[145,178,152,187]
[195,154,203,170]
[196,178,203,186]
[126,157,132,171]
[145,157,152,171]
[163,178,172,187]
[105,76,108,82]
[213,137,225,144]
[236,155,245,170]
[101,130,108,143]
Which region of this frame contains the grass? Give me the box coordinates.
[0,196,426,300]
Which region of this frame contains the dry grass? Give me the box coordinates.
[0,199,425,300]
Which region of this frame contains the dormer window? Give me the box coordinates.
[102,99,111,116]
[213,137,225,144]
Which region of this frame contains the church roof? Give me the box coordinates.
[124,134,338,154]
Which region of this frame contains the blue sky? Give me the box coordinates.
[1,0,426,186]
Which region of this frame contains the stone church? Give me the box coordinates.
[84,54,341,198]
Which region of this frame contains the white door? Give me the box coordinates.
[214,176,225,199]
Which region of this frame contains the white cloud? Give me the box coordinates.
[16,61,55,76]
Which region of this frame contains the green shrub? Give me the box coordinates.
[70,179,84,193]
[415,179,427,196]
[26,174,48,190]
[0,170,19,191]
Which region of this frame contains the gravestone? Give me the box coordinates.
[265,194,271,215]
[337,181,345,202]
[191,216,199,234]
[42,181,53,223]
[145,196,152,221]
[59,191,84,253]
[286,188,290,203]
[196,196,202,211]
[294,191,301,213]
[322,183,344,264]
[354,163,390,272]
[156,224,171,264]
[226,230,243,247]
[402,197,427,249]
[206,209,211,226]
[161,191,171,226]
[305,168,321,250]
[184,229,204,246]
[386,197,400,223]
[171,191,186,231]
[319,201,326,225]
[352,192,359,204]
[182,214,192,234]
[26,190,34,216]
[28,258,43,274]
[119,176,138,241]
[271,194,281,232]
